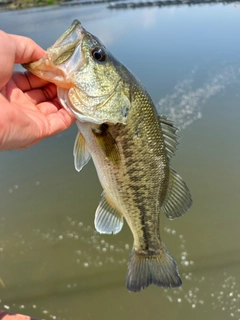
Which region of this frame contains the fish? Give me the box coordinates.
[23,19,192,292]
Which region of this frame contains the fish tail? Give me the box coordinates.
[126,243,182,292]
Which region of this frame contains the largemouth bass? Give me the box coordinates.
[24,20,192,292]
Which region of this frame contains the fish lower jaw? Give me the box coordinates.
[24,59,71,89]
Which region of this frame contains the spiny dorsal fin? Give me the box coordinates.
[95,192,124,234]
[158,116,179,160]
[92,124,121,166]
[73,131,91,172]
[161,168,192,219]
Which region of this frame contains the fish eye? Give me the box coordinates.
[92,47,107,62]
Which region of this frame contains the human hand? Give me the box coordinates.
[0,31,76,150]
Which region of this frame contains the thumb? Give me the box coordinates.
[8,32,46,64]
[0,31,45,88]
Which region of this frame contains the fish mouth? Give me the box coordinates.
[23,20,85,89]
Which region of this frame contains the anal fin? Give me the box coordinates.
[161,168,192,219]
[94,192,124,235]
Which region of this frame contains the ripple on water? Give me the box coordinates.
[0,218,239,319]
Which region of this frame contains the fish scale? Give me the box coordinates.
[112,90,168,253]
[23,19,192,292]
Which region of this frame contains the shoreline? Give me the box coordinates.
[0,0,239,11]
[0,0,61,10]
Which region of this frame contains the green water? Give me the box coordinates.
[0,4,240,320]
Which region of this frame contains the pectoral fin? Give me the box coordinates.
[73,131,91,172]
[161,168,192,219]
[92,124,121,166]
[95,192,124,234]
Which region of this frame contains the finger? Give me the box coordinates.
[37,99,63,116]
[8,33,45,64]
[12,71,50,92]
[17,109,76,150]
[2,77,56,108]
[47,108,76,135]
[24,83,58,104]
[0,31,45,89]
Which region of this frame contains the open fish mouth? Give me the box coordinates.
[23,20,85,89]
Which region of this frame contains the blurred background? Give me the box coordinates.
[0,3,240,320]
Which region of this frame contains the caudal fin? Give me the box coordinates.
[126,244,182,292]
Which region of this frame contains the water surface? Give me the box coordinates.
[0,4,240,320]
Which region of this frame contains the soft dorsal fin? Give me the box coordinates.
[92,124,121,166]
[158,116,179,160]
[73,131,91,172]
[95,192,124,234]
[161,168,192,219]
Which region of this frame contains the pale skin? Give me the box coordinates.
[0,30,76,150]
